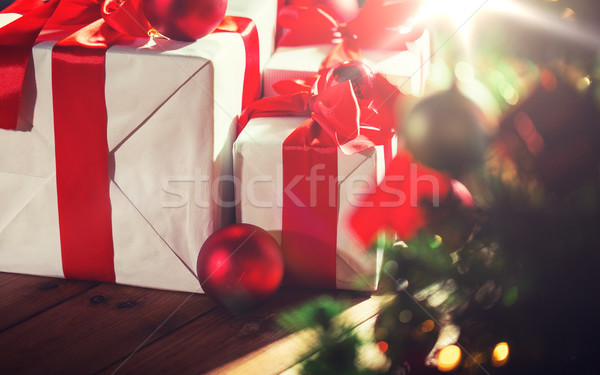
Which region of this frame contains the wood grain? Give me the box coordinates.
[0,282,216,374]
[0,272,96,332]
[0,273,381,375]
[98,288,370,375]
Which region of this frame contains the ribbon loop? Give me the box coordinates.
[240,66,400,155]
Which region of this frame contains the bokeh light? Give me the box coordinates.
[437,344,462,372]
[492,342,510,367]
[455,61,475,83]
[376,341,389,353]
[421,319,435,333]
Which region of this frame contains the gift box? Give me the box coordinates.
[264,31,430,97]
[263,0,430,97]
[233,70,400,290]
[0,0,277,293]
[234,117,396,290]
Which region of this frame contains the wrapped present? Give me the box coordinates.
[0,0,277,292]
[263,0,430,97]
[233,69,399,290]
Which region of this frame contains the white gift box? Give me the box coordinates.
[233,116,397,290]
[0,0,277,293]
[263,29,430,98]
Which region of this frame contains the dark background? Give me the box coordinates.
[0,0,14,11]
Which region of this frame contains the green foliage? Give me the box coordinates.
[277,296,349,333]
[278,297,380,375]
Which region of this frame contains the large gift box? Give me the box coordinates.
[0,0,277,292]
[263,0,430,97]
[233,73,400,290]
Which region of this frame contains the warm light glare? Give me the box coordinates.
[576,76,592,91]
[416,0,600,54]
[492,342,510,367]
[418,0,485,25]
[455,61,475,83]
[437,345,462,372]
[416,0,512,25]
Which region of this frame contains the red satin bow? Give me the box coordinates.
[278,0,423,69]
[239,71,399,155]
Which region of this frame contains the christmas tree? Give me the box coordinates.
[279,1,600,373]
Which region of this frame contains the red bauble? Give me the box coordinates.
[325,60,376,101]
[143,0,227,41]
[197,224,284,312]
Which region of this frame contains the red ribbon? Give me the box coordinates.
[238,72,399,288]
[215,16,261,109]
[0,0,260,283]
[277,0,423,69]
[54,18,123,283]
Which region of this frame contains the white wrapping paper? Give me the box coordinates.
[0,0,277,293]
[233,117,397,290]
[264,29,430,98]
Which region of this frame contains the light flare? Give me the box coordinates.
[437,344,462,372]
[492,342,510,367]
[413,0,600,50]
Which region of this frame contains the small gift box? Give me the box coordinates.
[234,68,399,290]
[0,0,277,292]
[263,0,430,97]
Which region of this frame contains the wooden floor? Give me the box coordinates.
[0,272,379,374]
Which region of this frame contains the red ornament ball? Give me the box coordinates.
[197,224,284,312]
[143,0,227,41]
[325,60,376,101]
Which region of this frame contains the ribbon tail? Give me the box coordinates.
[53,19,120,283]
[282,120,339,288]
[216,16,261,110]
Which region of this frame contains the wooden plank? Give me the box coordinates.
[98,288,371,375]
[0,283,216,374]
[210,295,392,375]
[0,272,96,332]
